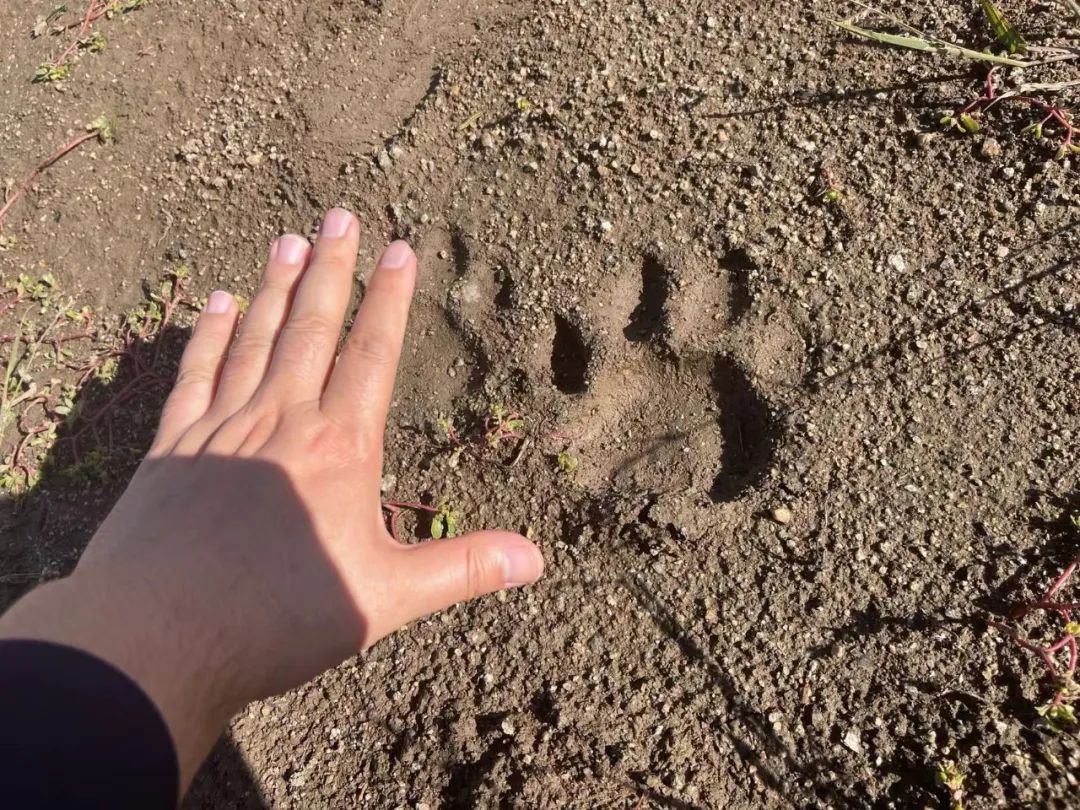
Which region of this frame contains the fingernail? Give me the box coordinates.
[205,291,233,314]
[503,544,544,588]
[321,207,354,239]
[379,240,413,270]
[274,234,309,265]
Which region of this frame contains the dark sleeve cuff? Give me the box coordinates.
[0,639,178,808]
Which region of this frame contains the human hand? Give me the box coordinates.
[0,207,544,789]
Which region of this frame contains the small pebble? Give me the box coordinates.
[770,507,793,525]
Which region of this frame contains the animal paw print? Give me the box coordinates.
[550,248,779,503]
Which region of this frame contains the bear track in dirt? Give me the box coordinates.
[434,230,790,513]
[553,247,779,504]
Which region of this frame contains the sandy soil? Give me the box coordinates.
[1,0,1078,807]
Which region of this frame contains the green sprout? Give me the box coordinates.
[106,0,149,16]
[980,0,1026,55]
[484,403,524,446]
[93,356,119,383]
[34,62,71,83]
[936,760,966,810]
[820,187,843,205]
[556,450,579,478]
[435,415,461,445]
[87,114,114,143]
[940,113,981,135]
[60,447,113,487]
[52,383,79,427]
[430,500,460,540]
[1037,701,1077,733]
[127,266,188,334]
[79,32,108,53]
[15,273,58,305]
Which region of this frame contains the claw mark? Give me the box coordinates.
[551,314,590,395]
[709,355,777,503]
[624,253,669,344]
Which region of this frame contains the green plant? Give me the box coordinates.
[430,500,460,540]
[484,403,524,446]
[834,4,1079,157]
[940,69,1078,157]
[817,165,844,206]
[33,62,72,83]
[556,450,579,478]
[381,498,461,541]
[59,446,113,486]
[127,266,189,337]
[980,0,1026,55]
[832,13,1031,68]
[936,760,966,810]
[991,516,1080,732]
[79,31,107,53]
[34,0,149,82]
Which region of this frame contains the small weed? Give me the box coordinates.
[381,498,461,542]
[835,5,1078,158]
[430,500,460,540]
[33,0,149,83]
[817,164,844,206]
[941,68,1078,158]
[79,31,107,53]
[33,62,72,83]
[980,0,1026,55]
[0,115,113,233]
[0,263,194,499]
[428,401,527,466]
[936,760,966,810]
[484,403,524,447]
[556,450,579,478]
[991,515,1080,731]
[435,414,463,446]
[59,445,112,485]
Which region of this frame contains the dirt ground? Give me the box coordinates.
[1,0,1079,807]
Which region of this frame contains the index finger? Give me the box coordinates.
[321,240,417,441]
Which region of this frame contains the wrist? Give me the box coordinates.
[0,570,237,790]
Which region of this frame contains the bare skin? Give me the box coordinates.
[0,207,545,795]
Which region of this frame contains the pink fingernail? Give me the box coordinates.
[205,291,233,314]
[321,207,354,239]
[379,240,413,270]
[504,544,544,588]
[274,234,309,265]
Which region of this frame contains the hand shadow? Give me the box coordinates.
[0,322,297,809]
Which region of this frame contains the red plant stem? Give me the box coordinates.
[960,67,998,113]
[957,68,1077,154]
[53,0,109,69]
[12,422,52,484]
[0,129,102,232]
[1031,602,1080,612]
[381,500,438,542]
[65,373,166,446]
[0,330,94,346]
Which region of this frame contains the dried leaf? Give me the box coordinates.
[832,18,1031,68]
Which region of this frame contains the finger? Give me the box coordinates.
[321,241,416,438]
[151,291,239,455]
[209,234,311,415]
[377,531,544,633]
[261,207,360,403]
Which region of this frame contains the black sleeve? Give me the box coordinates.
[0,639,178,808]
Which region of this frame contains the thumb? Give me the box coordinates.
[386,531,544,628]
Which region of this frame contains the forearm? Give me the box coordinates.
[0,570,237,794]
